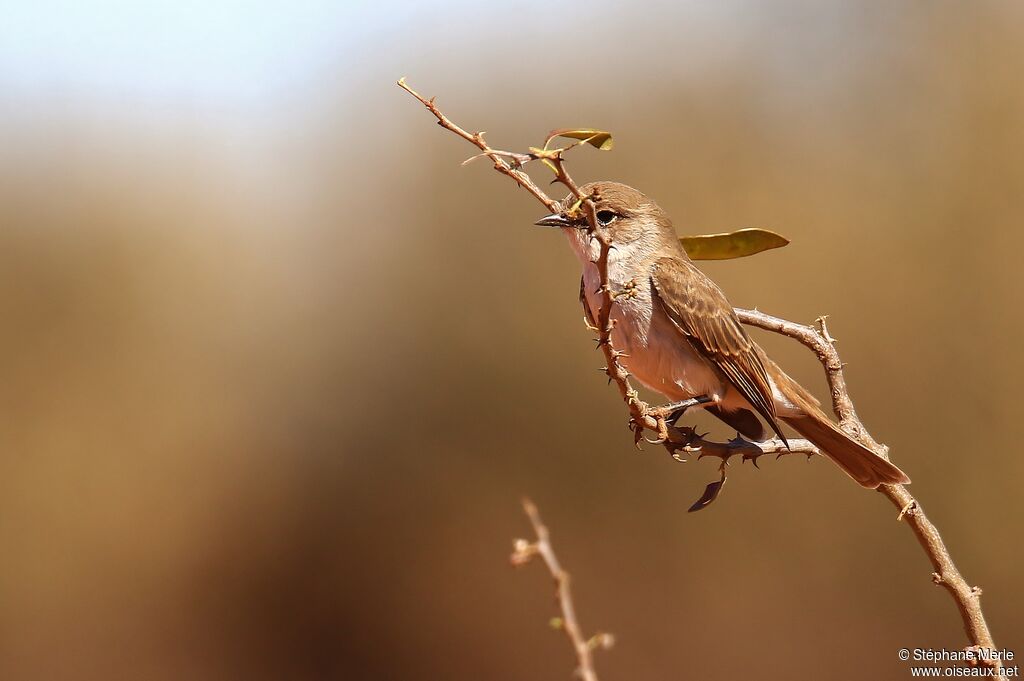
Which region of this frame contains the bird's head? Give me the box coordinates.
[535,181,680,262]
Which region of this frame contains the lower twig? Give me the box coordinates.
[511,499,613,681]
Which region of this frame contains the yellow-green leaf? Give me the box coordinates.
[544,128,614,151]
[680,228,790,261]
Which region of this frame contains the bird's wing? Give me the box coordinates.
[650,256,786,442]
[579,275,598,329]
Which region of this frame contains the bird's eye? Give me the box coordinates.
[596,210,617,226]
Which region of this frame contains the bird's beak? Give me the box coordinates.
[535,212,576,228]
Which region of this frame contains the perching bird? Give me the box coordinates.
[536,181,909,489]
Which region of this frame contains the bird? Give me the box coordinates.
[535,181,910,489]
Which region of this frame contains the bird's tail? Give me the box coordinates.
[781,409,910,488]
[765,358,910,489]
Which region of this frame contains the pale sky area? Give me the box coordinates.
[0,1,395,103]
[0,1,744,107]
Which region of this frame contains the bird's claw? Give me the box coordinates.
[659,424,700,463]
[644,412,671,445]
[630,418,645,449]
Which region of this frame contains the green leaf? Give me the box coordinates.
[544,128,614,151]
[680,228,790,261]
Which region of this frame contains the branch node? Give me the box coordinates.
[588,633,616,651]
[510,538,538,566]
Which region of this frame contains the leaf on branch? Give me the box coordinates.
[688,469,727,512]
[680,228,790,261]
[544,128,615,151]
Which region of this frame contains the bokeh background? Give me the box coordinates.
[1,1,1021,679]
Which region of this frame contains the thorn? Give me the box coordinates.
[897,501,917,521]
[742,448,764,469]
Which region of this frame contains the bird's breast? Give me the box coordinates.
[579,260,723,403]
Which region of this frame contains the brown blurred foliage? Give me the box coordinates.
[0,2,1021,680]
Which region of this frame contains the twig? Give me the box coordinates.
[398,78,1000,672]
[397,78,558,213]
[736,312,866,440]
[511,499,613,681]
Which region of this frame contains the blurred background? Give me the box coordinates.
[1,1,1021,679]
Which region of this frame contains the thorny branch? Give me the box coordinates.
[511,499,613,681]
[397,78,558,213]
[737,310,1001,672]
[398,78,1000,673]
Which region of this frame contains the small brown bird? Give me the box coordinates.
[536,181,910,488]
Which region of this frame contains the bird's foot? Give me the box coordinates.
[648,396,714,426]
[661,425,703,462]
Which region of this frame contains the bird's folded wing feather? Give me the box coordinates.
[650,257,783,438]
[579,275,597,329]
